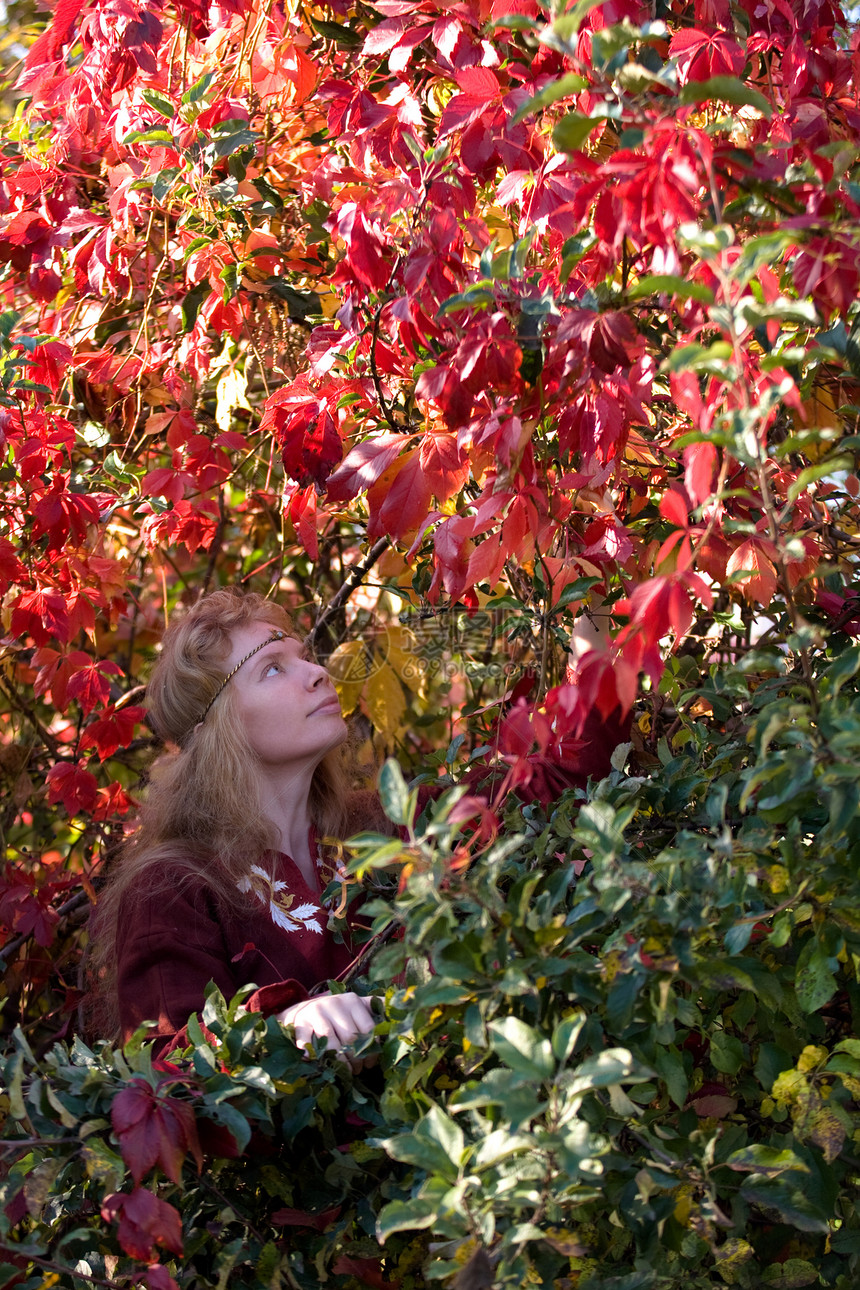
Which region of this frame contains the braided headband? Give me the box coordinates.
[197,629,286,725]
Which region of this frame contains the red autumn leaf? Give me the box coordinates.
[271,1204,342,1231]
[575,648,639,723]
[581,514,633,564]
[101,1188,183,1262]
[31,480,103,551]
[25,341,73,396]
[418,432,469,502]
[691,1082,738,1118]
[658,485,691,529]
[0,879,59,948]
[467,534,506,590]
[196,1118,241,1157]
[80,704,146,759]
[111,1078,203,1185]
[285,482,320,559]
[259,380,343,486]
[683,440,717,506]
[143,1264,180,1290]
[331,1255,397,1289]
[92,781,135,820]
[10,588,70,645]
[45,760,99,816]
[65,658,123,715]
[670,28,746,84]
[33,647,91,711]
[0,535,25,590]
[335,202,391,291]
[325,433,411,502]
[370,448,434,542]
[140,465,193,504]
[726,538,777,605]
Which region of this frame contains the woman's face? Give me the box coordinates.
[224,621,347,773]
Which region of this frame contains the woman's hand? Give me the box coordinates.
[276,991,378,1064]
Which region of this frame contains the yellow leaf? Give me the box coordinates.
[796,381,843,456]
[807,1106,846,1163]
[797,1045,827,1073]
[766,864,789,894]
[673,1185,693,1226]
[713,1237,754,1284]
[215,365,251,432]
[328,641,367,715]
[365,660,406,735]
[384,625,425,695]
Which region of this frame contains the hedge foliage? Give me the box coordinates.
[2,637,860,1290]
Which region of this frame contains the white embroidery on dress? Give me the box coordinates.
[237,863,324,935]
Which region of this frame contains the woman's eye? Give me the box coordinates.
[264,661,282,677]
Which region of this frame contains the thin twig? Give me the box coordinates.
[0,673,61,757]
[0,889,91,965]
[0,1137,80,1151]
[0,1245,127,1290]
[307,537,390,653]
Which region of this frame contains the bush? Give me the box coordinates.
[3,639,859,1289]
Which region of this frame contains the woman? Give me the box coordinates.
[89,587,623,1057]
[90,588,382,1057]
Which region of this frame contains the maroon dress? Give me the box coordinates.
[116,844,356,1054]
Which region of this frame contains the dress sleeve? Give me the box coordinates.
[116,878,307,1055]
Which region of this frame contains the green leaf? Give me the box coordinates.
[655,1047,688,1109]
[739,1178,829,1232]
[678,76,772,117]
[488,1016,555,1080]
[207,126,261,159]
[511,73,590,124]
[565,1048,646,1097]
[438,284,496,314]
[552,112,605,153]
[627,274,714,304]
[663,340,734,374]
[80,1138,126,1188]
[181,70,216,106]
[794,936,838,1014]
[152,167,181,203]
[550,0,611,43]
[726,1145,809,1174]
[382,1133,458,1179]
[551,576,602,612]
[552,1013,586,1064]
[376,1196,441,1241]
[123,127,176,147]
[311,17,364,46]
[760,1259,820,1288]
[710,1031,745,1076]
[823,644,860,697]
[787,456,853,503]
[378,758,415,827]
[419,1105,465,1168]
[141,88,175,118]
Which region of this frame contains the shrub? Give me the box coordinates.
[2,641,859,1289]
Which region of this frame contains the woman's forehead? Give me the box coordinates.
[224,621,298,670]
